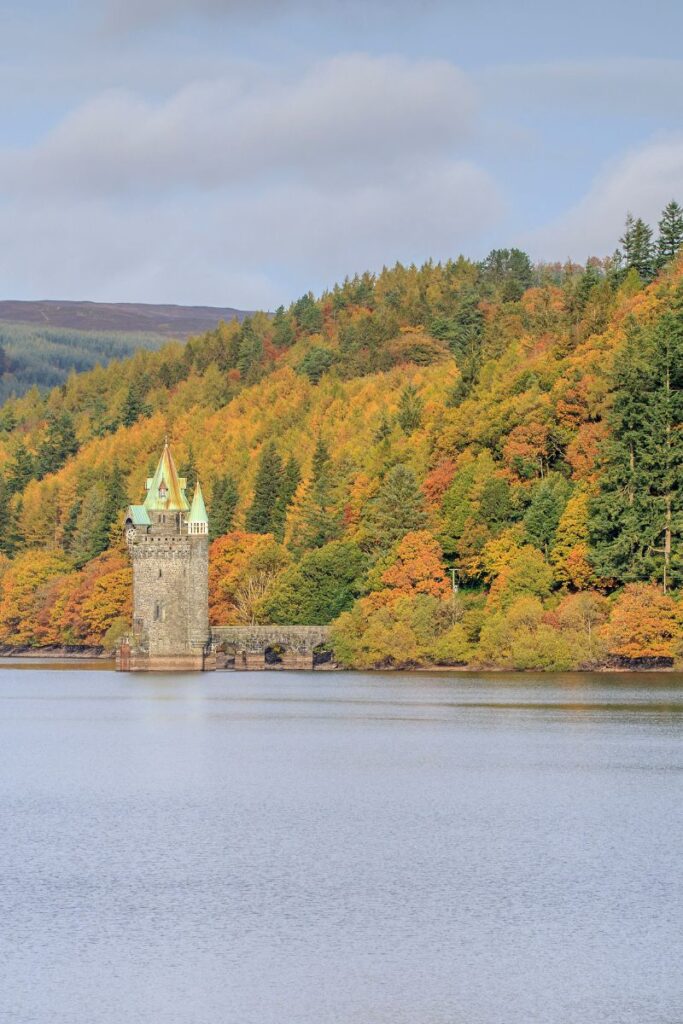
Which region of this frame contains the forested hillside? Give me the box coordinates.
[0,300,248,401]
[0,203,681,669]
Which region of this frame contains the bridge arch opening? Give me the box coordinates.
[264,644,284,666]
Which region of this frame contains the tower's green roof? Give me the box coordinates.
[188,480,208,524]
[144,442,189,512]
[127,504,151,526]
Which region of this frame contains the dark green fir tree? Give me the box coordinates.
[590,298,683,591]
[656,200,683,268]
[245,441,283,534]
[209,474,239,541]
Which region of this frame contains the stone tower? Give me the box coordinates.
[118,441,210,671]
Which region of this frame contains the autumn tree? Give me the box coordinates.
[378,531,450,602]
[600,584,680,662]
[551,488,593,589]
[0,549,71,646]
[208,531,289,625]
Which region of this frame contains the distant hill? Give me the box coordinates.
[0,299,252,401]
[0,299,250,336]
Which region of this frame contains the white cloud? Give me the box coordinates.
[527,137,683,260]
[0,53,502,307]
[0,55,476,197]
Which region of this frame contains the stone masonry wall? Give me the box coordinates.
[131,535,191,656]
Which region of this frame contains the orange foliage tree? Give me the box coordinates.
[377,530,450,604]
[0,550,71,646]
[601,584,681,661]
[209,531,289,624]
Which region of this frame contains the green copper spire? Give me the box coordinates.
[144,440,190,512]
[188,480,208,530]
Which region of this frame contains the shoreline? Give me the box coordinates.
[0,647,679,674]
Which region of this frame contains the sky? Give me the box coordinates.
[1,0,682,309]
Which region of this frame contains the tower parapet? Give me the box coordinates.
[118,441,211,671]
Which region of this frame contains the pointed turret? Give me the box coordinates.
[144,440,189,512]
[188,480,208,535]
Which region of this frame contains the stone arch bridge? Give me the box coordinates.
[210,625,332,670]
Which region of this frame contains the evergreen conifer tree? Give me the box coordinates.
[236,318,264,383]
[210,474,239,541]
[397,384,424,434]
[656,200,683,268]
[363,465,427,552]
[36,411,79,478]
[245,442,283,534]
[293,440,341,551]
[62,498,82,554]
[620,213,655,280]
[373,412,392,443]
[523,474,571,555]
[7,442,35,495]
[179,445,198,492]
[272,455,301,541]
[590,298,683,590]
[121,378,151,427]
[272,306,295,348]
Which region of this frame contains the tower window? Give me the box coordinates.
[158,568,162,579]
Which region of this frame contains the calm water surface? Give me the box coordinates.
[0,666,681,1024]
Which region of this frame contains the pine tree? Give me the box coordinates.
[62,498,82,554]
[396,384,424,434]
[237,319,264,383]
[272,455,301,541]
[373,412,392,443]
[245,442,283,534]
[523,474,571,555]
[481,248,533,301]
[6,442,35,495]
[363,465,427,552]
[69,465,127,568]
[3,496,24,555]
[121,378,151,427]
[36,411,79,478]
[0,478,13,556]
[620,213,655,281]
[292,293,324,334]
[590,297,683,590]
[210,474,239,541]
[656,200,683,268]
[293,440,341,551]
[179,445,198,492]
[272,306,295,348]
[70,483,109,568]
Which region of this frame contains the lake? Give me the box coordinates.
[0,666,681,1024]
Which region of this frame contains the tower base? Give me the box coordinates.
[116,643,213,672]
